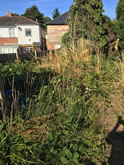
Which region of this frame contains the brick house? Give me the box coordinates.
[46,12,69,50]
[0,12,43,54]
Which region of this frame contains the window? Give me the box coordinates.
[9,28,15,37]
[25,29,31,37]
[0,47,17,54]
[0,48,2,54]
[55,44,61,49]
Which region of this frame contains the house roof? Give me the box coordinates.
[47,12,69,25]
[0,16,39,26]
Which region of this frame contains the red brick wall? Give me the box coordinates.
[0,38,18,45]
[47,43,55,50]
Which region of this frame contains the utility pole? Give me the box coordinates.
[0,72,5,122]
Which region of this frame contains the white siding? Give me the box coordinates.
[16,25,41,45]
[0,46,17,54]
[0,27,17,37]
[0,25,42,49]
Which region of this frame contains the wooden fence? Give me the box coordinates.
[0,53,17,62]
[0,52,44,63]
[0,48,47,63]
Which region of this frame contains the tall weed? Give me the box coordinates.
[0,45,122,164]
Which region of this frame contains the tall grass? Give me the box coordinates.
[0,44,123,164]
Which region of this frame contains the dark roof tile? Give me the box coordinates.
[0,16,38,26]
[47,12,69,25]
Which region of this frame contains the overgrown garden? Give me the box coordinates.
[0,0,124,164]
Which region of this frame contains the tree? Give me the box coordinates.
[102,15,117,57]
[69,0,107,52]
[61,32,71,48]
[43,16,51,24]
[23,6,44,27]
[52,8,60,19]
[12,13,19,16]
[116,0,124,49]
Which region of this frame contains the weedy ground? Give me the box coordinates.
[0,45,124,165]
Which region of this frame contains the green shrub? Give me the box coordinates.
[61,32,71,48]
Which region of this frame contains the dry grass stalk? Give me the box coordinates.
[40,43,93,77]
[120,61,124,87]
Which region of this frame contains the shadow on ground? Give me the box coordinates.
[103,116,124,165]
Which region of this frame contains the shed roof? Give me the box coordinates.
[0,16,39,26]
[47,12,69,25]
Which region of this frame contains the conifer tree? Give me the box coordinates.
[69,0,107,51]
[52,8,60,19]
[116,0,124,49]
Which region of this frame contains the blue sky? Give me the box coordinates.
[0,0,118,19]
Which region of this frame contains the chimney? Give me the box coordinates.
[36,19,38,23]
[6,12,12,17]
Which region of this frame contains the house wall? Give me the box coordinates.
[0,27,18,54]
[0,25,41,45]
[17,25,41,45]
[0,26,17,37]
[47,25,69,50]
[0,25,42,54]
[0,38,18,45]
[41,28,47,39]
[0,45,17,54]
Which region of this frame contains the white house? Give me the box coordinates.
[0,12,42,54]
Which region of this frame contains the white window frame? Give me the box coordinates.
[25,29,32,37]
[9,28,15,37]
